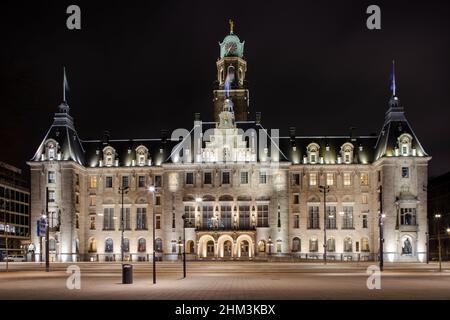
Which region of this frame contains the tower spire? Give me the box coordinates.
[229,19,234,34]
[63,66,69,103]
[390,60,396,97]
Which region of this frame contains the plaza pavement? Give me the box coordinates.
[0,261,450,300]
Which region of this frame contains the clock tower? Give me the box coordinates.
[213,20,250,122]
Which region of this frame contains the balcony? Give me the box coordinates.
[196,225,256,232]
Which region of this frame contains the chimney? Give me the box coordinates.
[289,127,296,138]
[194,113,201,121]
[161,129,168,143]
[103,130,110,145]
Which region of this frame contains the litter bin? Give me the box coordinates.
[122,264,133,284]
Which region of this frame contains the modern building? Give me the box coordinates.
[428,171,450,261]
[0,161,31,260]
[28,23,431,263]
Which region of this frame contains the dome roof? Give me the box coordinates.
[219,32,245,59]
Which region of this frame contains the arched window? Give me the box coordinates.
[89,238,97,253]
[327,238,336,252]
[398,133,412,156]
[105,238,114,253]
[135,145,148,166]
[292,237,301,252]
[122,238,130,252]
[155,238,163,252]
[361,238,370,252]
[344,237,353,252]
[340,143,354,164]
[103,146,116,167]
[309,238,318,252]
[258,240,266,253]
[138,238,146,253]
[186,240,194,254]
[306,143,320,164]
[45,139,58,160]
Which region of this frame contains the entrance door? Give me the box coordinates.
[224,241,232,257]
[206,240,215,257]
[240,240,249,257]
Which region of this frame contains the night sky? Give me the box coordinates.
[1,0,449,178]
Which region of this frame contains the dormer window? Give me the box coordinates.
[306,143,320,164]
[44,140,58,161]
[135,145,148,166]
[340,143,354,164]
[398,133,412,156]
[103,146,116,167]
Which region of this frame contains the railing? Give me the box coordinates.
[196,225,256,232]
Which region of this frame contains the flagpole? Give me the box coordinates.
[63,66,66,102]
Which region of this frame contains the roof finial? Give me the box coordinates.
[390,60,396,97]
[229,19,234,34]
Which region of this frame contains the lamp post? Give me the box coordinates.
[268,237,273,257]
[118,186,129,263]
[435,213,442,272]
[378,186,384,272]
[319,185,330,265]
[425,231,429,264]
[148,185,156,284]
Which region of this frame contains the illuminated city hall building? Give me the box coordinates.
[28,23,430,263]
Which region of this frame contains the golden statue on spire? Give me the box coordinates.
[229,19,234,33]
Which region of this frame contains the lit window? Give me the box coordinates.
[136,145,148,166]
[103,147,115,167]
[342,206,354,229]
[309,173,317,186]
[343,173,352,186]
[360,173,369,186]
[90,176,97,189]
[398,133,412,156]
[361,238,370,252]
[309,238,318,252]
[307,143,320,164]
[326,173,334,186]
[341,143,354,164]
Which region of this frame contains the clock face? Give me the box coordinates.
[225,42,237,54]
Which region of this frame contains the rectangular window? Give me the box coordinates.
[186,172,194,185]
[293,194,300,204]
[204,172,212,185]
[362,214,368,228]
[238,205,250,230]
[326,173,334,186]
[308,206,320,229]
[155,215,161,229]
[48,190,56,202]
[402,167,409,178]
[48,171,55,183]
[120,208,131,230]
[122,176,129,188]
[138,176,146,188]
[360,173,369,186]
[75,174,79,186]
[90,195,96,206]
[240,171,249,184]
[222,172,230,185]
[294,215,300,229]
[155,195,161,206]
[103,208,115,230]
[154,175,162,187]
[343,173,352,186]
[309,173,317,186]
[309,239,318,252]
[184,206,196,227]
[202,205,214,229]
[221,205,233,229]
[257,205,269,227]
[90,216,96,230]
[361,194,368,204]
[326,206,336,229]
[90,176,97,189]
[75,193,79,204]
[400,208,416,225]
[136,207,147,230]
[292,173,300,186]
[259,171,267,184]
[342,206,354,229]
[105,176,113,188]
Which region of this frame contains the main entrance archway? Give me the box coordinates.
[236,234,254,259]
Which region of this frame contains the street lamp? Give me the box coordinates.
[118,185,129,263]
[319,185,330,265]
[435,213,442,272]
[148,185,156,284]
[268,237,273,256]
